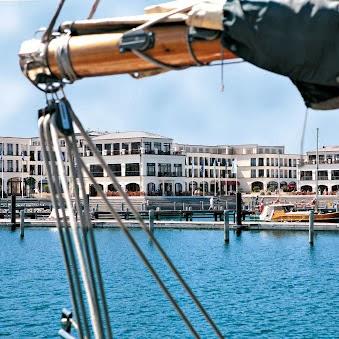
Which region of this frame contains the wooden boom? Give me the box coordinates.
[19,14,237,86]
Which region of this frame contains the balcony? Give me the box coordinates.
[318,176,329,180]
[125,171,140,176]
[300,176,313,180]
[331,176,339,180]
[158,172,182,177]
[90,172,104,177]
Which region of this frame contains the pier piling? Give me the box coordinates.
[149,210,154,233]
[309,210,314,245]
[236,192,242,226]
[224,210,229,243]
[20,210,25,239]
[11,195,16,230]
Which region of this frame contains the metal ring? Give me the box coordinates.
[55,34,79,83]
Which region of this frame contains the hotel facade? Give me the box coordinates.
[0,132,338,196]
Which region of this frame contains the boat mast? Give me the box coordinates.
[315,128,319,212]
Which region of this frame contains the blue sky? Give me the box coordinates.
[0,0,338,153]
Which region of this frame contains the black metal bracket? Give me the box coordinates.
[120,29,155,53]
[189,27,220,41]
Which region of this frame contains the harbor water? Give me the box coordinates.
[0,228,338,338]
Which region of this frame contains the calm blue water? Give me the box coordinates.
[0,228,338,338]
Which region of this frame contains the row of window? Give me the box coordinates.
[0,161,45,175]
[187,169,236,179]
[183,147,283,155]
[251,169,297,179]
[92,142,172,156]
[187,157,233,167]
[300,170,339,180]
[250,157,297,167]
[89,163,183,177]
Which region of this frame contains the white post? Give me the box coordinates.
[213,159,217,196]
[218,161,221,197]
[236,165,238,194]
[225,164,228,197]
[203,163,205,197]
[309,210,314,245]
[315,128,319,212]
[278,154,281,195]
[21,159,24,199]
[191,158,194,196]
[1,155,3,199]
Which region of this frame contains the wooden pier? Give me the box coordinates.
[92,209,237,222]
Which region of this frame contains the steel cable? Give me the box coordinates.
[40,115,90,339]
[69,108,224,338]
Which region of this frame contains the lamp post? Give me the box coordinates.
[21,152,25,199]
[218,161,221,196]
[1,143,3,199]
[315,128,319,212]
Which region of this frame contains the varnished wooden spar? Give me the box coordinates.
[47,24,237,79]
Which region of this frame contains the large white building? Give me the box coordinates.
[299,146,339,194]
[0,132,337,197]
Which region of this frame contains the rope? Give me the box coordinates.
[65,134,113,339]
[78,158,200,338]
[300,107,309,162]
[42,93,223,337]
[42,0,66,42]
[39,115,90,339]
[186,27,205,67]
[69,107,224,338]
[87,0,100,20]
[49,118,106,339]
[125,1,200,35]
[132,50,186,71]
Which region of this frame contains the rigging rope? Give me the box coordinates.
[87,0,100,20]
[40,106,113,338]
[42,0,66,42]
[300,107,309,163]
[39,91,224,338]
[69,103,224,339]
[39,114,90,339]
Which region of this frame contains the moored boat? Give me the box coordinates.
[259,204,339,222]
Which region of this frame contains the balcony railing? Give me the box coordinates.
[125,171,140,176]
[90,171,104,177]
[331,176,339,180]
[158,172,183,177]
[300,176,313,180]
[318,176,328,180]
